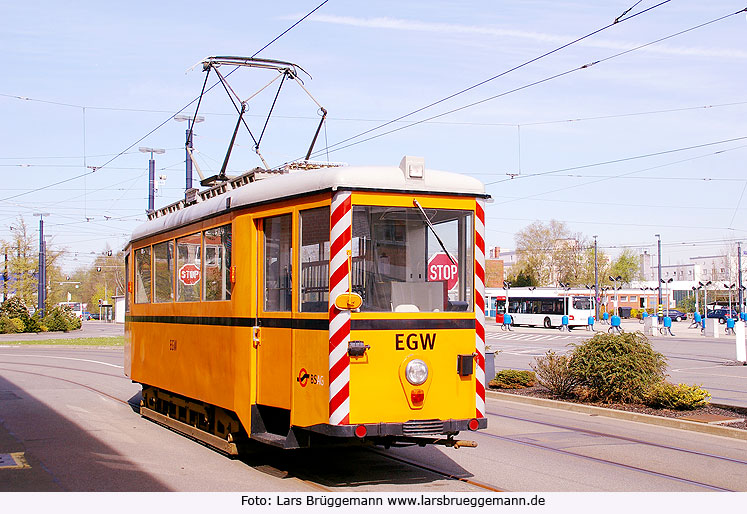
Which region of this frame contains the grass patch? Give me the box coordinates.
[0,336,125,346]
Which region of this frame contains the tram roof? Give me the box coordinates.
[130,158,487,244]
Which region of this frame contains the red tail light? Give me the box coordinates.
[468,418,479,431]
[354,425,367,438]
[411,388,425,404]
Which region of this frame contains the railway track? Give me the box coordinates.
[485,409,746,491]
[0,358,501,492]
[3,350,745,492]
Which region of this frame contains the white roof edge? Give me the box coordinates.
[130,164,486,243]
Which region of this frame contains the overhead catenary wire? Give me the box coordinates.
[299,0,673,162]
[0,0,331,208]
[485,136,747,188]
[5,97,747,131]
[302,5,747,163]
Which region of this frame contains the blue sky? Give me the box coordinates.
[2,1,746,272]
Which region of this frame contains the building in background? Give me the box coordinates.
[485,247,504,288]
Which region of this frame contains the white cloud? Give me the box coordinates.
[309,14,747,60]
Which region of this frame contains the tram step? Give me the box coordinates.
[251,431,288,448]
[140,406,239,455]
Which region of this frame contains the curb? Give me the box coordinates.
[487,390,747,442]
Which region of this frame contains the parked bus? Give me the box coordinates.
[487,288,594,328]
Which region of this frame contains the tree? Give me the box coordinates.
[507,265,537,287]
[608,249,641,285]
[70,245,125,311]
[575,246,610,288]
[1,217,38,308]
[513,220,587,286]
[43,247,67,307]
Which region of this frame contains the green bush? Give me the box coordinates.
[0,316,24,334]
[569,331,667,403]
[42,306,80,332]
[531,351,581,398]
[490,369,536,389]
[10,317,24,333]
[24,312,43,333]
[1,297,30,323]
[644,382,711,410]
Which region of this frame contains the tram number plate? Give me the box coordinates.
[169,339,177,351]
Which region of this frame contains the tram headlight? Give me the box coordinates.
[405,359,429,385]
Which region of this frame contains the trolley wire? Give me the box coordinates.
[299,0,673,162]
[303,5,746,163]
[485,135,747,187]
[0,1,331,205]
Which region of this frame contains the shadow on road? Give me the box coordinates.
[0,373,170,491]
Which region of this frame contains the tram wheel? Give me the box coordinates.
[543,317,552,329]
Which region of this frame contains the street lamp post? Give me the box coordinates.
[660,278,673,316]
[700,280,712,322]
[174,115,205,193]
[601,286,609,315]
[640,286,650,312]
[691,285,701,317]
[593,235,599,320]
[139,147,165,212]
[609,275,621,316]
[738,241,743,314]
[724,283,736,314]
[33,212,49,316]
[585,284,595,315]
[503,280,512,322]
[655,234,662,322]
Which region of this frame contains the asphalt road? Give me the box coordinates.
[486,319,747,408]
[0,346,745,495]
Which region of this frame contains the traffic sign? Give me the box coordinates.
[428,252,458,290]
[179,263,200,286]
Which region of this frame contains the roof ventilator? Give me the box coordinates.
[399,156,425,180]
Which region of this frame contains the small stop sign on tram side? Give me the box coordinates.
[428,252,458,290]
[179,263,200,286]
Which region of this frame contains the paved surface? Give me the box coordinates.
[2,346,746,493]
[486,318,747,408]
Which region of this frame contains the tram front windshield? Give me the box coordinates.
[351,205,473,312]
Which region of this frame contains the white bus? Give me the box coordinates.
[487,287,595,329]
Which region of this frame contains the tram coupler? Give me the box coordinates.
[433,436,478,449]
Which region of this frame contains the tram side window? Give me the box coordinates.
[299,207,330,312]
[177,233,201,302]
[204,224,232,301]
[264,214,292,312]
[134,246,151,304]
[153,240,174,303]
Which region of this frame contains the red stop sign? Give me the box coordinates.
[179,263,201,286]
[428,253,459,290]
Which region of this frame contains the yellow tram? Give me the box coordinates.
[124,156,490,451]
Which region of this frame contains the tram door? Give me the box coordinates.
[257,214,293,410]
